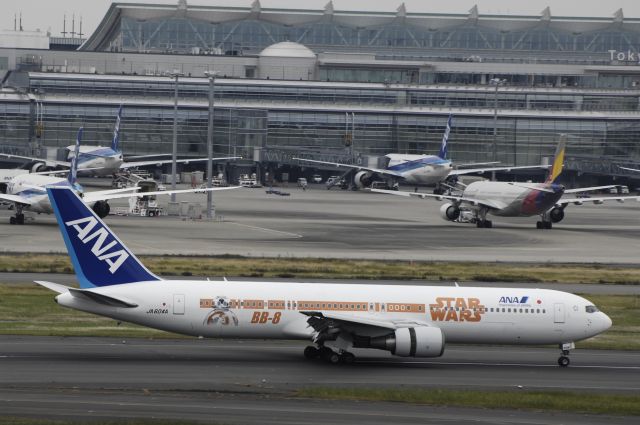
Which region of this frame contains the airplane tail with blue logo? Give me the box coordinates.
[67,127,82,186]
[437,114,453,160]
[47,187,161,288]
[544,135,566,184]
[111,105,123,152]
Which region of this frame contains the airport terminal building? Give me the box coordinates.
[1,1,640,182]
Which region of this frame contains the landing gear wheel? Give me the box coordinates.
[9,216,15,225]
[303,346,319,360]
[16,214,24,225]
[476,220,492,228]
[545,221,552,229]
[558,356,570,367]
[340,352,356,364]
[536,221,543,229]
[320,347,340,364]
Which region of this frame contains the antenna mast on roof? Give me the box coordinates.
[78,16,83,38]
[62,14,67,37]
[19,12,23,31]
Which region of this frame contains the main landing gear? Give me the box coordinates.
[536,220,552,229]
[304,345,355,365]
[475,207,492,228]
[557,342,574,367]
[9,205,25,225]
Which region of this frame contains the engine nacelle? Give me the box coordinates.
[355,326,445,358]
[92,201,110,218]
[439,203,460,221]
[549,207,565,223]
[30,162,47,173]
[354,170,374,189]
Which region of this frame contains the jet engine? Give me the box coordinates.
[439,203,460,221]
[30,162,47,173]
[549,207,565,223]
[354,170,374,189]
[92,201,110,218]
[354,326,445,358]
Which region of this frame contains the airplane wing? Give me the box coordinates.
[82,186,240,203]
[369,188,506,210]
[556,195,640,207]
[563,185,619,194]
[119,156,242,170]
[302,311,433,335]
[449,164,550,176]
[0,153,71,168]
[293,158,404,178]
[0,193,35,206]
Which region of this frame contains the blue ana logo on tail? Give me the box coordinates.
[64,216,129,274]
[438,114,452,159]
[47,187,160,288]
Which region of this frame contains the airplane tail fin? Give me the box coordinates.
[46,187,161,288]
[67,127,82,185]
[545,135,566,184]
[111,105,123,151]
[437,114,452,159]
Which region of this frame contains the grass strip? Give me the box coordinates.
[2,253,640,284]
[0,284,638,349]
[297,387,640,416]
[0,418,219,425]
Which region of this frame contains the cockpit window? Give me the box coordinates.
[585,305,599,313]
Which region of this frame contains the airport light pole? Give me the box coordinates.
[489,78,505,180]
[169,71,183,203]
[204,70,218,220]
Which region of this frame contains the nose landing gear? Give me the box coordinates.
[558,342,574,367]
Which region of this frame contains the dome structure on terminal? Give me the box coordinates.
[259,41,316,58]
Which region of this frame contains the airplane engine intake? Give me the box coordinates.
[30,162,47,173]
[354,170,374,189]
[439,203,460,221]
[92,201,111,218]
[549,207,565,223]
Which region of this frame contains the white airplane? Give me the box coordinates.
[372,137,638,228]
[0,128,238,224]
[0,106,240,176]
[37,186,611,367]
[294,115,547,191]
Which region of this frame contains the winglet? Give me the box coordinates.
[67,127,82,185]
[438,114,453,160]
[46,187,161,288]
[111,105,123,151]
[545,135,566,184]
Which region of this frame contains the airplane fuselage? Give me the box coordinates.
[463,181,564,217]
[56,281,610,346]
[67,145,123,176]
[385,154,453,185]
[7,174,80,214]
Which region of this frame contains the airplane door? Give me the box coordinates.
[173,294,185,315]
[554,303,565,324]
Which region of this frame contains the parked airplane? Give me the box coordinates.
[37,186,611,367]
[294,115,546,191]
[371,136,638,228]
[0,128,237,224]
[0,106,240,176]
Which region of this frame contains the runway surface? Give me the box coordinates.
[1,272,639,294]
[1,183,640,263]
[1,336,638,424]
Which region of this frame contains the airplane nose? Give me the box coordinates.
[601,313,613,331]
